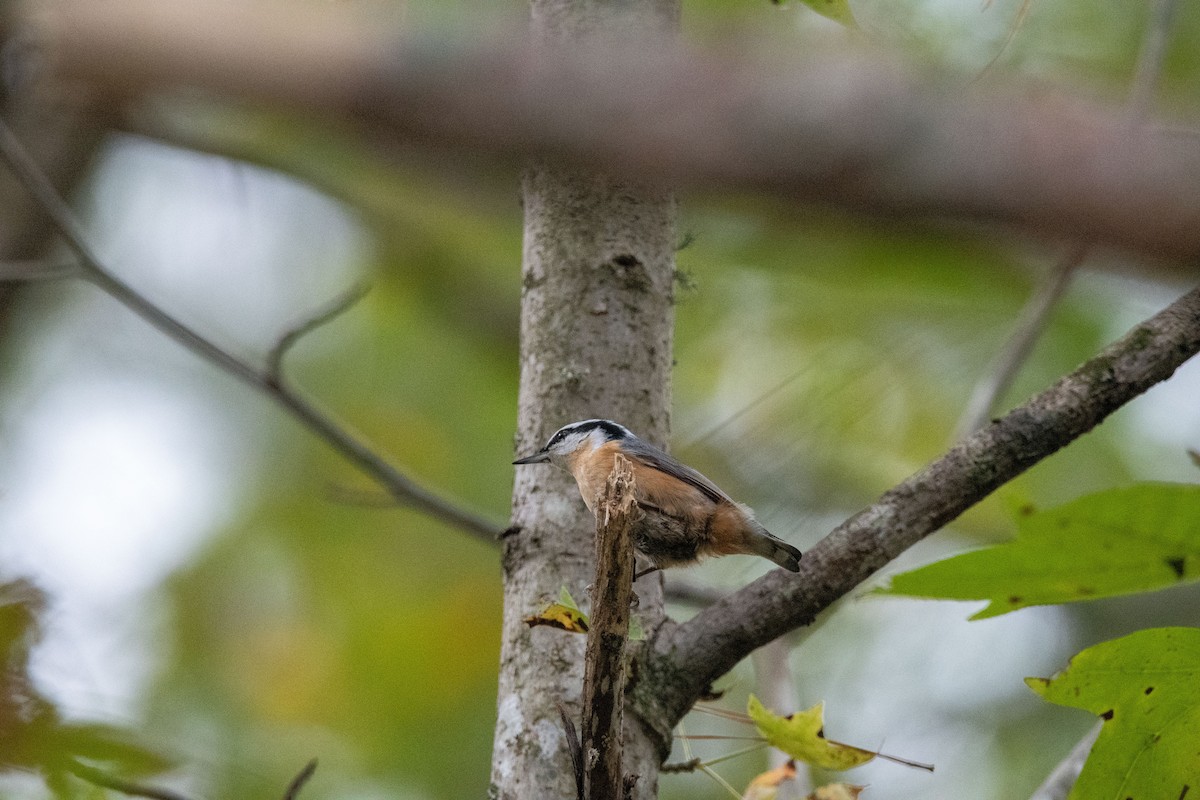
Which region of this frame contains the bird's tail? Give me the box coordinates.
[747,522,802,572]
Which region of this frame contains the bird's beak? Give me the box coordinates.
[512,451,551,465]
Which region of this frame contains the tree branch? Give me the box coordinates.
[955,0,1179,439]
[580,454,639,800]
[265,284,369,383]
[954,243,1085,438]
[633,284,1200,749]
[1026,724,1100,800]
[27,0,1200,260]
[0,118,501,542]
[281,759,318,800]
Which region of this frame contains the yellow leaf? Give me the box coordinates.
[522,602,589,634]
[747,695,875,770]
[742,760,796,800]
[748,695,934,773]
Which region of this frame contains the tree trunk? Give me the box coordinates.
[492,3,678,796]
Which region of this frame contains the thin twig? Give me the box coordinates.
[954,243,1086,438]
[698,763,743,800]
[265,284,370,382]
[955,0,1179,439]
[1027,724,1101,800]
[281,758,318,800]
[67,760,193,800]
[0,258,81,281]
[0,117,501,543]
[972,0,1032,83]
[694,743,770,769]
[1126,0,1179,122]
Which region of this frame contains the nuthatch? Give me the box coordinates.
[513,419,801,574]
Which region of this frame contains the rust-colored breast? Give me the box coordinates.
[567,442,761,566]
[566,440,623,512]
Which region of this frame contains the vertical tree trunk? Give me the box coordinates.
[491,3,678,797]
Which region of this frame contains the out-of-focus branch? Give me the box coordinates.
[631,284,1200,753]
[956,0,1181,439]
[0,119,502,542]
[24,0,1200,260]
[1026,724,1100,800]
[281,759,318,800]
[955,242,1085,439]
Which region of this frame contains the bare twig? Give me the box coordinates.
[954,243,1085,438]
[67,760,192,800]
[0,118,501,542]
[30,0,1200,260]
[580,454,639,799]
[955,0,1179,438]
[266,284,370,382]
[1126,0,1180,122]
[0,258,80,281]
[972,0,1032,83]
[1027,724,1101,800]
[631,284,1200,755]
[281,758,318,800]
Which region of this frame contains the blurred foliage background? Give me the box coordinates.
[1,0,1200,798]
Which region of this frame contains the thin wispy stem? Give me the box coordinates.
[955,0,1180,439]
[281,759,318,800]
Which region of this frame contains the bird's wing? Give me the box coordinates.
[620,438,730,505]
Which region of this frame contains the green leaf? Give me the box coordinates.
[1026,627,1200,800]
[558,586,582,612]
[877,483,1200,619]
[747,695,875,770]
[795,0,857,27]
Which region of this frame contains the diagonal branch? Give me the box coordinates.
[954,242,1085,438]
[0,118,501,542]
[634,284,1200,748]
[955,0,1180,439]
[281,759,318,800]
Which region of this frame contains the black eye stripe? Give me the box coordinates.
[545,420,628,449]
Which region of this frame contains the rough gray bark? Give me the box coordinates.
[494,169,676,799]
[493,3,678,795]
[580,455,638,799]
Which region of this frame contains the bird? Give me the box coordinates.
[513,419,801,576]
